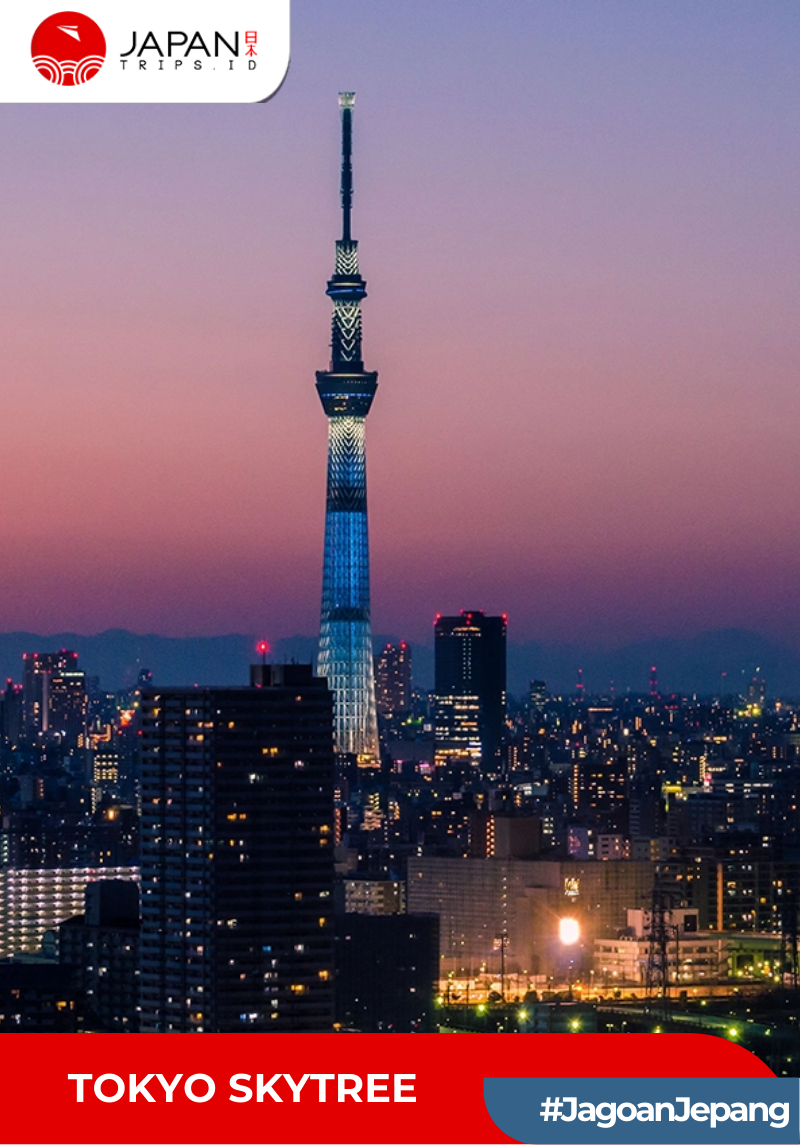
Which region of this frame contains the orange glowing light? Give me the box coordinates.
[559,918,580,945]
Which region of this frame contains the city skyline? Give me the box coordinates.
[0,3,797,651]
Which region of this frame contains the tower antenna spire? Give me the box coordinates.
[339,92,355,243]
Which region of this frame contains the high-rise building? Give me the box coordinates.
[92,747,121,811]
[374,642,412,716]
[59,880,140,1032]
[529,680,548,714]
[0,866,139,959]
[22,650,79,740]
[139,665,335,1033]
[335,913,440,1032]
[0,680,23,746]
[48,670,88,747]
[434,611,507,768]
[747,672,766,713]
[316,93,380,764]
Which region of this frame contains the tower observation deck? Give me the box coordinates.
[316,93,379,763]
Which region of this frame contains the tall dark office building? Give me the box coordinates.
[1,681,23,747]
[434,611,507,769]
[139,665,335,1033]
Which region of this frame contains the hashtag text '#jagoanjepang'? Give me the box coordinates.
[539,1096,790,1129]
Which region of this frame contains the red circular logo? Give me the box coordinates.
[31,11,106,86]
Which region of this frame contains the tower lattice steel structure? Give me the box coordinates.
[316,93,379,762]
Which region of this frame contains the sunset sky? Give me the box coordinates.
[0,1,798,650]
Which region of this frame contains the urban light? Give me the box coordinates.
[559,917,580,946]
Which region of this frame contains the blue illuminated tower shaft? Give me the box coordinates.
[316,93,379,760]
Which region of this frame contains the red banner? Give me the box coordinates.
[0,1032,774,1144]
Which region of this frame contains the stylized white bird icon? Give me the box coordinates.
[58,25,80,41]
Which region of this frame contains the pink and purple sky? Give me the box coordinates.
[0,1,797,649]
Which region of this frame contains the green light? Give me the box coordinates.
[727,1027,739,1038]
[477,1003,486,1014]
[518,1009,528,1021]
[570,1018,581,1031]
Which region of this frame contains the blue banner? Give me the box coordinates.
[483,1078,799,1144]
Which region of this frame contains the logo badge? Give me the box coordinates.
[31,10,106,86]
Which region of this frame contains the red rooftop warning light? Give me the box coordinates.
[257,640,270,665]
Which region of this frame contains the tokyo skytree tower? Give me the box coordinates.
[315,93,379,762]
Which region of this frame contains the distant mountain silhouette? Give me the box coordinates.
[0,627,795,700]
[379,628,800,699]
[0,630,262,692]
[503,629,800,699]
